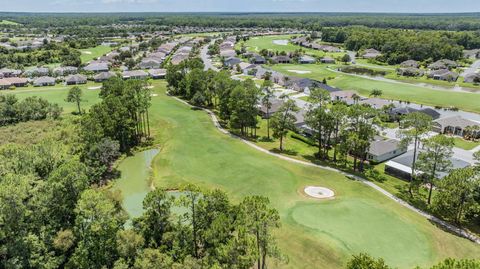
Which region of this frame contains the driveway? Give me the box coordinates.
[460,59,480,77]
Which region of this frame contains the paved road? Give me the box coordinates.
[172,95,480,244]
[200,40,219,72]
[461,59,480,77]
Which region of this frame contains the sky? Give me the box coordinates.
[1,0,480,13]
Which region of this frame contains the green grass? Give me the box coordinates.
[79,45,113,63]
[145,84,480,269]
[270,64,480,113]
[0,20,20,25]
[453,137,480,150]
[6,82,103,113]
[9,80,480,269]
[237,35,326,57]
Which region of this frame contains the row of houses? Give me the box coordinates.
[219,36,237,58]
[397,59,461,82]
[291,36,341,52]
[0,69,167,89]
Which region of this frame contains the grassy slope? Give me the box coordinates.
[270,64,480,113]
[237,35,326,57]
[7,82,103,113]
[146,83,480,269]
[79,45,113,63]
[0,20,20,25]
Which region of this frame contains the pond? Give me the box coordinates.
[114,148,159,219]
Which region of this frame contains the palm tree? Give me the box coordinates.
[352,93,360,104]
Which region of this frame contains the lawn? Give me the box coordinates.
[453,137,480,150]
[270,64,480,114]
[8,80,480,269]
[6,82,103,113]
[145,84,480,269]
[237,35,326,57]
[79,45,113,63]
[0,20,20,25]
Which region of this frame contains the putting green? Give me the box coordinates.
[290,198,432,267]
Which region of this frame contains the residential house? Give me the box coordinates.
[170,53,189,65]
[259,98,284,118]
[427,69,458,82]
[122,70,149,80]
[238,62,255,72]
[220,49,237,58]
[0,77,28,89]
[0,68,22,78]
[400,60,420,68]
[385,150,470,181]
[94,71,116,82]
[271,55,291,64]
[359,98,392,109]
[149,69,167,79]
[428,59,458,70]
[299,55,316,64]
[224,57,242,68]
[83,62,109,73]
[362,48,381,59]
[53,66,78,76]
[388,106,440,121]
[250,55,266,64]
[65,74,87,85]
[464,73,480,83]
[397,67,424,77]
[320,56,335,64]
[25,67,49,77]
[330,90,356,102]
[139,58,162,69]
[433,116,480,139]
[368,137,407,163]
[33,76,56,87]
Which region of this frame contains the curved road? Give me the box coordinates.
[200,40,219,72]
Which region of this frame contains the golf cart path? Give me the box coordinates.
[172,95,480,244]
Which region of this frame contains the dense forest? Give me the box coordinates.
[321,26,479,63]
[2,12,480,31]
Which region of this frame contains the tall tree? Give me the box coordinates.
[66,86,84,114]
[270,99,299,151]
[240,196,283,269]
[261,80,274,139]
[417,135,454,204]
[69,189,126,268]
[433,167,479,224]
[398,112,432,195]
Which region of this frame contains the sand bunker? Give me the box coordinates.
[88,86,102,90]
[304,186,335,199]
[287,70,312,74]
[273,40,289,45]
[82,51,92,55]
[150,93,158,97]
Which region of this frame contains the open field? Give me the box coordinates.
[145,83,480,269]
[79,45,113,63]
[237,35,327,57]
[270,64,480,113]
[0,19,20,25]
[6,80,480,268]
[6,82,103,113]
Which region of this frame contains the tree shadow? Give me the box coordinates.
[270,148,298,156]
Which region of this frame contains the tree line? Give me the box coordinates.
[4,12,480,31]
[321,26,477,64]
[0,94,62,126]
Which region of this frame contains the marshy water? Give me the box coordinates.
[114,148,159,219]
